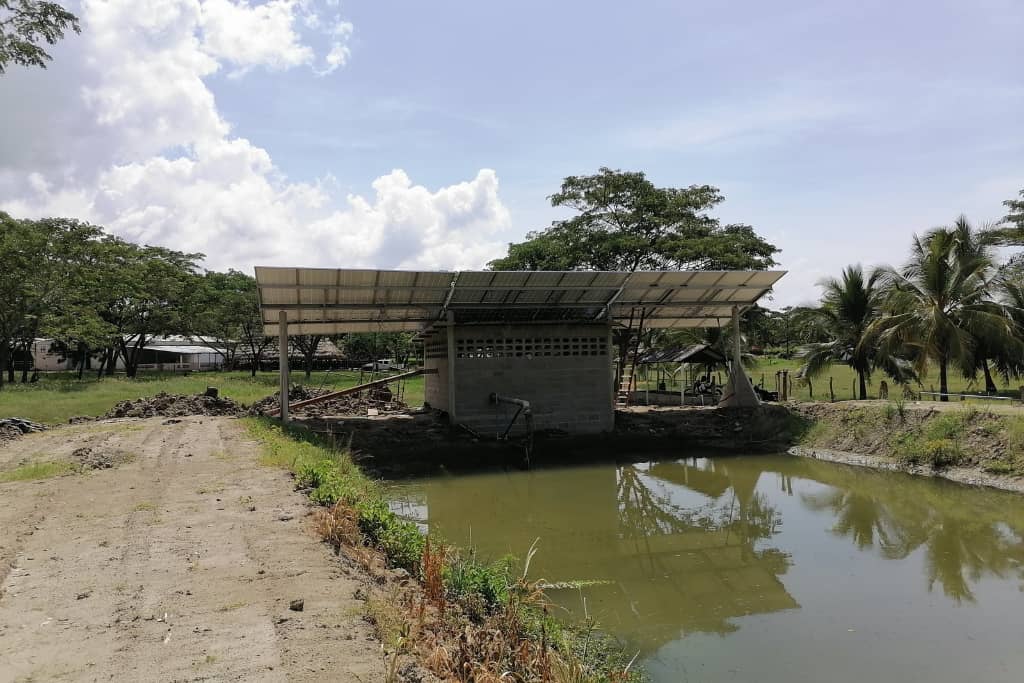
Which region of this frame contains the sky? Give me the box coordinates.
[1,0,1022,308]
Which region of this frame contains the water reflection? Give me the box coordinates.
[390,454,1024,654]
[609,462,795,643]
[794,461,1024,603]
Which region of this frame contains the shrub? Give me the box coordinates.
[295,459,335,489]
[444,551,514,614]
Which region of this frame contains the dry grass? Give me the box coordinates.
[256,419,640,682]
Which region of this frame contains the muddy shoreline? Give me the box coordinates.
[788,444,1024,494]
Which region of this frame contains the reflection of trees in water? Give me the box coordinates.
[799,464,1024,603]
[609,461,796,640]
[617,461,783,546]
[616,465,706,538]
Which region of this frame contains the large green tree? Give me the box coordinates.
[0,212,107,387]
[489,168,778,386]
[869,217,1021,401]
[92,239,203,378]
[1004,189,1024,231]
[194,270,256,369]
[796,265,914,400]
[488,168,778,272]
[0,0,79,74]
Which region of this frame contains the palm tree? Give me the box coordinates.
[796,265,913,400]
[869,217,1021,401]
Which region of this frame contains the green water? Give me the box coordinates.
[387,455,1024,682]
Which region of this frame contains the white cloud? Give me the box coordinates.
[0,0,511,275]
[199,0,314,72]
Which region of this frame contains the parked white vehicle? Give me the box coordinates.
[360,358,405,371]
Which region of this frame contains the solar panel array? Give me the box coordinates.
[255,267,785,335]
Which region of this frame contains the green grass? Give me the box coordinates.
[984,416,1024,476]
[0,370,425,425]
[889,411,985,469]
[637,356,1021,403]
[244,417,638,679]
[247,417,424,571]
[0,460,75,483]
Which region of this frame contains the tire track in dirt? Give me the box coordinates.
[0,417,384,682]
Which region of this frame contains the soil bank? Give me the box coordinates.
[785,400,1024,494]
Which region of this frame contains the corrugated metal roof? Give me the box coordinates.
[638,344,727,365]
[146,345,223,355]
[255,267,785,335]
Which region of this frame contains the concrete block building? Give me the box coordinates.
[254,268,785,434]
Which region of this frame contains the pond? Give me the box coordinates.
[387,454,1024,682]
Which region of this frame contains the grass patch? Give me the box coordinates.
[0,460,75,483]
[0,370,425,425]
[984,417,1024,476]
[637,355,1022,404]
[244,417,640,681]
[132,501,157,512]
[892,411,971,469]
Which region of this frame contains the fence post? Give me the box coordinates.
[829,377,835,402]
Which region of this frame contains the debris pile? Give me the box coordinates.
[102,392,245,419]
[71,446,134,469]
[0,417,46,444]
[297,390,407,417]
[248,383,408,417]
[247,385,332,415]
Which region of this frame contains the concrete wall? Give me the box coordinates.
[422,331,449,411]
[445,323,614,436]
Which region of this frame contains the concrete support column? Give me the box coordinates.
[446,311,457,422]
[278,311,290,423]
[719,305,761,408]
[607,326,616,408]
[733,305,743,370]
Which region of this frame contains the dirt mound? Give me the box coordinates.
[247,385,333,415]
[0,418,46,445]
[297,388,407,418]
[71,446,134,469]
[102,392,245,419]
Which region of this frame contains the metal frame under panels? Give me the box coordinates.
[255,267,785,336]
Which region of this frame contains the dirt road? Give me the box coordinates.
[0,417,384,682]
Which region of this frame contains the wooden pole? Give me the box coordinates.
[278,311,290,423]
[829,377,835,402]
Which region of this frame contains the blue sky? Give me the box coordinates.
[1,0,1022,306]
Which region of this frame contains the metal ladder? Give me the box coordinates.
[615,307,645,408]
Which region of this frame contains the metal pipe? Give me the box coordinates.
[489,393,532,440]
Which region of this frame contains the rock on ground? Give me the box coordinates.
[0,418,46,446]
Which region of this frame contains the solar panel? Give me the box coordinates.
[254,267,785,335]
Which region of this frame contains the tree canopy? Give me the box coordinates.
[1004,189,1024,231]
[796,265,915,400]
[0,1,79,74]
[0,211,208,385]
[488,168,779,272]
[869,217,1021,400]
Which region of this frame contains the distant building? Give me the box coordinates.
[126,336,227,372]
[30,339,74,371]
[30,336,230,373]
